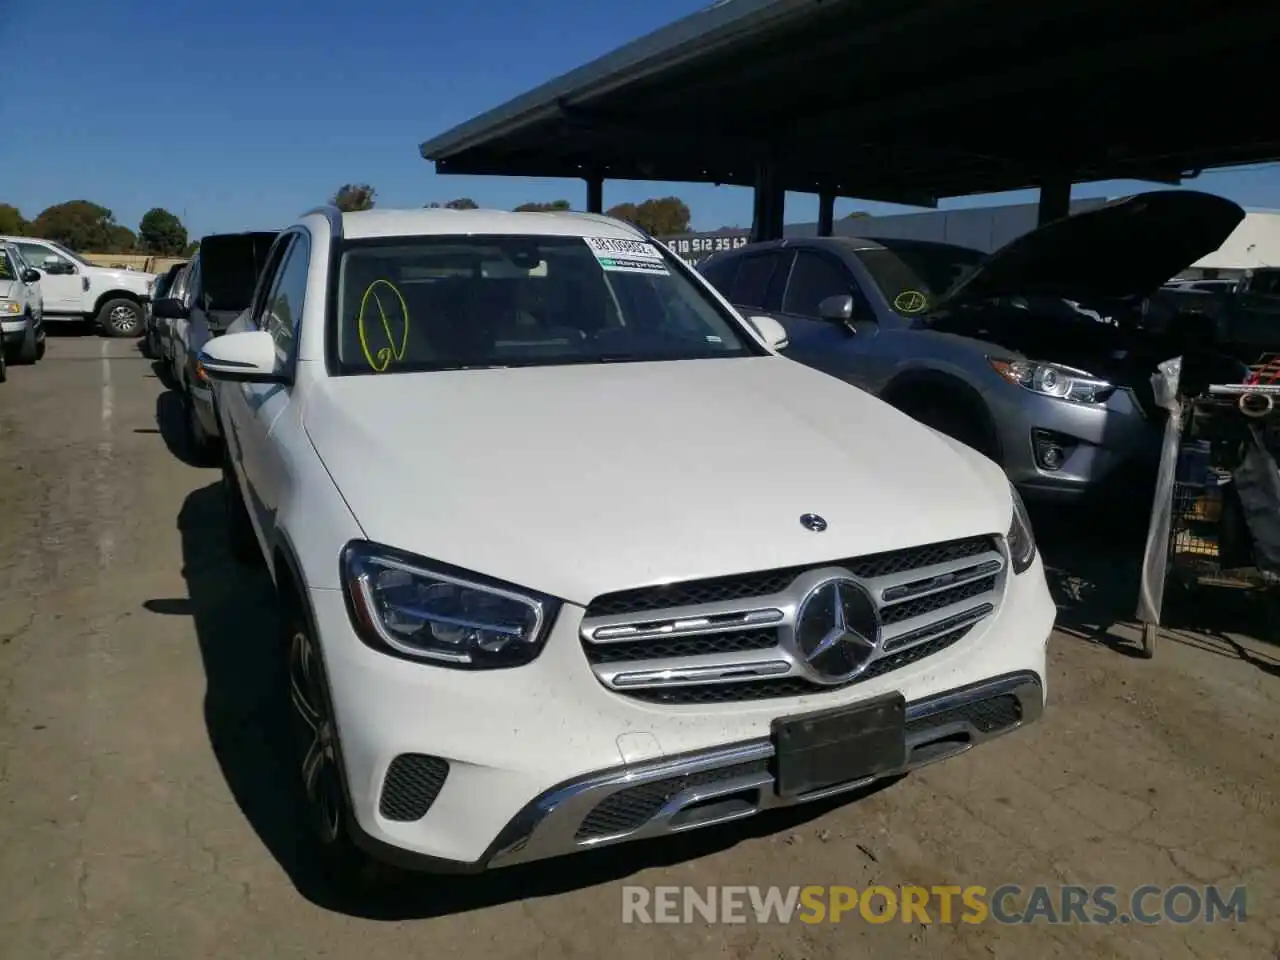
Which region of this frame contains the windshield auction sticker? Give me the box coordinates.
[893,289,929,313]
[584,236,670,275]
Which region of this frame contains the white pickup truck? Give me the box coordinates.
[0,235,156,337]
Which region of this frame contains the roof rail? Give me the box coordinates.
[299,205,344,240]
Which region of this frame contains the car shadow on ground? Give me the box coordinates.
[153,387,208,469]
[149,481,897,920]
[1032,500,1279,671]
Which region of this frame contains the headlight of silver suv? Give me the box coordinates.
[989,358,1113,405]
[341,541,560,668]
[1006,484,1037,575]
[0,301,21,316]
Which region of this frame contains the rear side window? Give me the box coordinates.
[731,254,779,308]
[699,256,739,297]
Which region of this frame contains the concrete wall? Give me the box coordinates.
[782,199,1110,251]
[662,201,1280,278]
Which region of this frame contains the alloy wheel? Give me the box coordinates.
[288,629,344,844]
[109,304,140,334]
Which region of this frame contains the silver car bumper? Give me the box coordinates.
[479,670,1043,869]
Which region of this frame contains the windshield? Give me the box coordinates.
[0,249,15,282]
[333,234,761,373]
[853,241,986,316]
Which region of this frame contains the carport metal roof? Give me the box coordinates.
[419,0,1280,207]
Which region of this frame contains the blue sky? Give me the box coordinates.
[4,0,1280,239]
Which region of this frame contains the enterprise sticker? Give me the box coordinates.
[584,236,669,275]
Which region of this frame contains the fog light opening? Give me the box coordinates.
[1032,428,1075,472]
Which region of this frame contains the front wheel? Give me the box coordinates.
[97,298,143,338]
[15,319,40,364]
[284,606,387,887]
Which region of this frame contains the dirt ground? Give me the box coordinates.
[1,336,1277,960]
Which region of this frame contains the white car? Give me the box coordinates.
[0,235,155,337]
[0,241,46,376]
[199,206,1055,881]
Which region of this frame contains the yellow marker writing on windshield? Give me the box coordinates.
[357,279,409,372]
[894,289,929,314]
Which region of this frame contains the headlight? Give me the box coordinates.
[340,541,560,668]
[989,358,1113,404]
[1006,484,1037,575]
[0,301,21,315]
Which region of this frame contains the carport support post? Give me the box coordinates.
[751,158,785,243]
[585,174,604,214]
[817,191,835,237]
[1037,177,1071,225]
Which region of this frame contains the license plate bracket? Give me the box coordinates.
[772,693,906,798]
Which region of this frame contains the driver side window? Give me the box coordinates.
[16,242,70,274]
[783,251,859,318]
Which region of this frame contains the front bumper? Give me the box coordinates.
[1,316,27,344]
[311,549,1055,871]
[482,670,1042,870]
[991,385,1162,504]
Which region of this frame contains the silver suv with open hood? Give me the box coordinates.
[698,190,1246,504]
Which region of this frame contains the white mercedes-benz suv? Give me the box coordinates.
[201,206,1055,880]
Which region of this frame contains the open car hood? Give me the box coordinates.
[933,191,1245,310]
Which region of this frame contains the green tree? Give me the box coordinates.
[607,196,691,235]
[182,241,200,258]
[0,203,26,235]
[138,207,188,255]
[445,197,478,209]
[843,210,871,219]
[104,225,137,253]
[29,200,120,250]
[514,200,571,213]
[332,184,376,212]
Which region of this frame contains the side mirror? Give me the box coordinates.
[818,294,856,323]
[22,269,41,283]
[747,314,790,350]
[152,297,190,320]
[199,330,285,383]
[43,259,75,276]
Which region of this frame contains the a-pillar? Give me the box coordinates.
[1037,177,1071,225]
[751,158,785,243]
[585,174,604,214]
[817,191,836,237]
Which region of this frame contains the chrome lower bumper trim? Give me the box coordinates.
[485,671,1043,869]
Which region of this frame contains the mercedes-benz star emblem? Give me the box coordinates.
[799,513,828,532]
[793,577,882,681]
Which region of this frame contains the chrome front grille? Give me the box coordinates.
[579,536,1004,704]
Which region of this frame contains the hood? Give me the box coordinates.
[935,190,1245,310]
[303,357,1013,604]
[0,280,14,299]
[198,231,278,313]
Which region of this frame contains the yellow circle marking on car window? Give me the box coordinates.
[357,280,409,372]
[894,289,929,313]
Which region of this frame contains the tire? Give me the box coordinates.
[15,318,39,365]
[183,391,221,467]
[282,600,387,888]
[97,297,144,338]
[222,453,260,565]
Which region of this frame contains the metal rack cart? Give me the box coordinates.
[1136,368,1280,659]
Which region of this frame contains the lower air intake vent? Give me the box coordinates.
[379,754,449,822]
